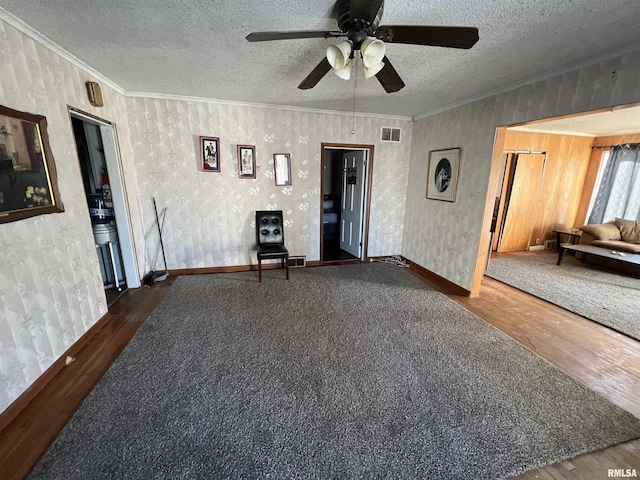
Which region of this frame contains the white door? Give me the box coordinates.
[340,151,366,257]
[100,124,140,287]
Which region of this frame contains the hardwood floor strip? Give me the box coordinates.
[0,310,112,434]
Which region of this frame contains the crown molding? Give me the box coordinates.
[0,7,125,95]
[124,91,413,121]
[413,42,640,121]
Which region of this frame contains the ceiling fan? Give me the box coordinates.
[246,0,479,93]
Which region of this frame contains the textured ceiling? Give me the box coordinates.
[2,0,640,118]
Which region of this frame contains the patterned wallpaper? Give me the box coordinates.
[0,20,141,413]
[125,97,413,270]
[0,17,412,413]
[402,51,640,291]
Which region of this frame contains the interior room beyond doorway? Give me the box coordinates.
[472,102,640,297]
[69,109,141,305]
[321,144,372,263]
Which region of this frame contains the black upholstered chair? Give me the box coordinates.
[256,210,289,282]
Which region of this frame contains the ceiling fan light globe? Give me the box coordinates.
[326,41,352,70]
[364,61,385,79]
[361,38,385,68]
[332,62,352,80]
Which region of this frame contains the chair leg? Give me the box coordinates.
[258,259,262,282]
[285,257,289,280]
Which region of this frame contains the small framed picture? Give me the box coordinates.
[426,148,460,202]
[237,145,256,179]
[273,153,292,186]
[200,136,220,172]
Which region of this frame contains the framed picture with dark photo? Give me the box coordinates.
[0,104,65,224]
[237,145,256,179]
[426,148,460,202]
[200,136,220,172]
[273,153,291,186]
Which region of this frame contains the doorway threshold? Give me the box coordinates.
[320,258,362,266]
[106,288,127,307]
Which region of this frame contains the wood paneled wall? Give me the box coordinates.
[501,131,594,248]
[575,132,640,225]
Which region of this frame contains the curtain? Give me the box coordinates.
[588,143,640,224]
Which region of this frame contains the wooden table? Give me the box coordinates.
[553,228,582,249]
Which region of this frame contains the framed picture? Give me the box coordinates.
[426,148,460,202]
[200,136,220,172]
[273,153,292,186]
[237,145,256,179]
[0,105,64,224]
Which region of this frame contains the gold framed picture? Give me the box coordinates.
[0,105,64,224]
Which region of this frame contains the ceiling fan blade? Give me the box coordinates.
[246,30,344,42]
[376,56,405,93]
[349,0,384,24]
[375,25,479,49]
[298,58,332,90]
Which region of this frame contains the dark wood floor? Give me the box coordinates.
[1,261,639,479]
[105,286,128,306]
[322,239,359,262]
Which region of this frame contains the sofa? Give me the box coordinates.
[578,218,640,274]
[579,218,640,252]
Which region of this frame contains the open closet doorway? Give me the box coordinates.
[493,151,547,252]
[69,109,140,305]
[320,143,373,263]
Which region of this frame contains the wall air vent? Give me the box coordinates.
[288,256,306,268]
[380,127,401,143]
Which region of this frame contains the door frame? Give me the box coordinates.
[320,142,374,264]
[68,108,141,288]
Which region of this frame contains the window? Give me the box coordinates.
[588,144,640,224]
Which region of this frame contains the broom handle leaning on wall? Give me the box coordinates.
[153,197,168,273]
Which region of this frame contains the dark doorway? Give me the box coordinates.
[321,144,372,263]
[71,114,128,302]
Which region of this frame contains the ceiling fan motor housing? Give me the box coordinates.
[245,0,478,93]
[336,0,384,44]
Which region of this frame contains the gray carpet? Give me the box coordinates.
[486,253,640,341]
[30,263,640,480]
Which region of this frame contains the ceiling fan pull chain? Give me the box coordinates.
[352,58,358,134]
